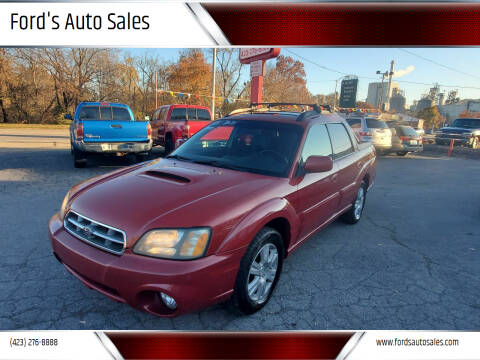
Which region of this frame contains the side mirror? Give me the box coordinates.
[64,114,73,120]
[304,155,333,173]
[144,116,150,121]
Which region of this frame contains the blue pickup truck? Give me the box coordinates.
[66,102,152,168]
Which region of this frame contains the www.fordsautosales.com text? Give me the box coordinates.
[10,12,150,30]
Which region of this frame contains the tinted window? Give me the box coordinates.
[112,107,132,121]
[399,126,419,137]
[187,108,196,120]
[301,124,333,162]
[197,109,211,121]
[327,123,353,158]
[450,118,480,128]
[366,118,388,128]
[347,118,362,128]
[170,108,187,120]
[171,120,303,178]
[100,106,112,120]
[78,106,99,120]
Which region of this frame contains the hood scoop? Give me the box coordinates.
[141,170,191,184]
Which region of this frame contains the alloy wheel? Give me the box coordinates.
[246,243,279,305]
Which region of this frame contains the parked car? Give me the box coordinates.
[389,125,423,156]
[66,102,152,168]
[49,104,376,317]
[346,116,392,153]
[150,104,212,154]
[435,118,480,149]
[414,128,425,137]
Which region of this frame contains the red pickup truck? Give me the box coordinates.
[49,104,376,317]
[150,104,212,154]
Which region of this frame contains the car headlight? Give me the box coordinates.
[134,228,210,260]
[59,190,71,219]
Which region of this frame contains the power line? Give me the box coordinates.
[398,48,480,80]
[285,49,480,91]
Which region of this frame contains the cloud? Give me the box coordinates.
[393,65,415,78]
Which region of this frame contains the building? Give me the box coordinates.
[366,82,399,110]
[437,100,480,122]
[389,88,406,113]
[416,97,433,112]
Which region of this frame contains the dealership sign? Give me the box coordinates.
[239,48,281,64]
[250,60,264,78]
[339,78,358,108]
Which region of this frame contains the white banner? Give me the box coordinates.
[0,2,220,47]
[0,331,118,360]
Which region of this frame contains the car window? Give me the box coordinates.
[366,118,388,128]
[78,106,99,120]
[301,124,333,162]
[172,120,303,178]
[347,118,362,129]
[112,107,132,121]
[170,107,187,121]
[152,109,159,121]
[326,123,354,158]
[197,109,211,121]
[450,118,480,128]
[100,106,112,120]
[400,126,419,137]
[159,108,167,122]
[187,108,196,121]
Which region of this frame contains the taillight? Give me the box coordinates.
[359,131,371,137]
[147,123,152,139]
[76,122,84,140]
[400,136,411,142]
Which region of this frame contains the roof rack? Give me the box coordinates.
[227,102,331,121]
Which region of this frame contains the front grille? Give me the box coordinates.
[64,211,126,255]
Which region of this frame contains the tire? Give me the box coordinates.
[164,137,174,156]
[396,151,408,156]
[341,181,367,224]
[73,147,87,168]
[233,227,284,315]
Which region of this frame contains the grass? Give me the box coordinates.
[0,123,69,129]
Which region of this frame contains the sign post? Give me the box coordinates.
[239,48,281,104]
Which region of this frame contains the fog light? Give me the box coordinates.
[160,292,177,310]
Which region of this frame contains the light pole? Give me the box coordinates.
[211,48,217,119]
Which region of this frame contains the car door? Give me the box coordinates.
[295,124,340,241]
[326,123,359,211]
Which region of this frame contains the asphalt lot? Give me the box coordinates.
[1,128,479,330]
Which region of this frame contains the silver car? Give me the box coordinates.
[346,117,392,153]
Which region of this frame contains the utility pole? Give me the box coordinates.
[385,60,395,111]
[211,48,217,120]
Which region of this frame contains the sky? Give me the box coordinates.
[127,48,480,107]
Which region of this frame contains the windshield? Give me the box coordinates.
[366,118,388,129]
[169,119,303,177]
[450,118,480,128]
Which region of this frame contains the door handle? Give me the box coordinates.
[330,174,338,182]
[111,124,122,129]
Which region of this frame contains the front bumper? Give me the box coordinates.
[75,140,152,154]
[49,213,242,317]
